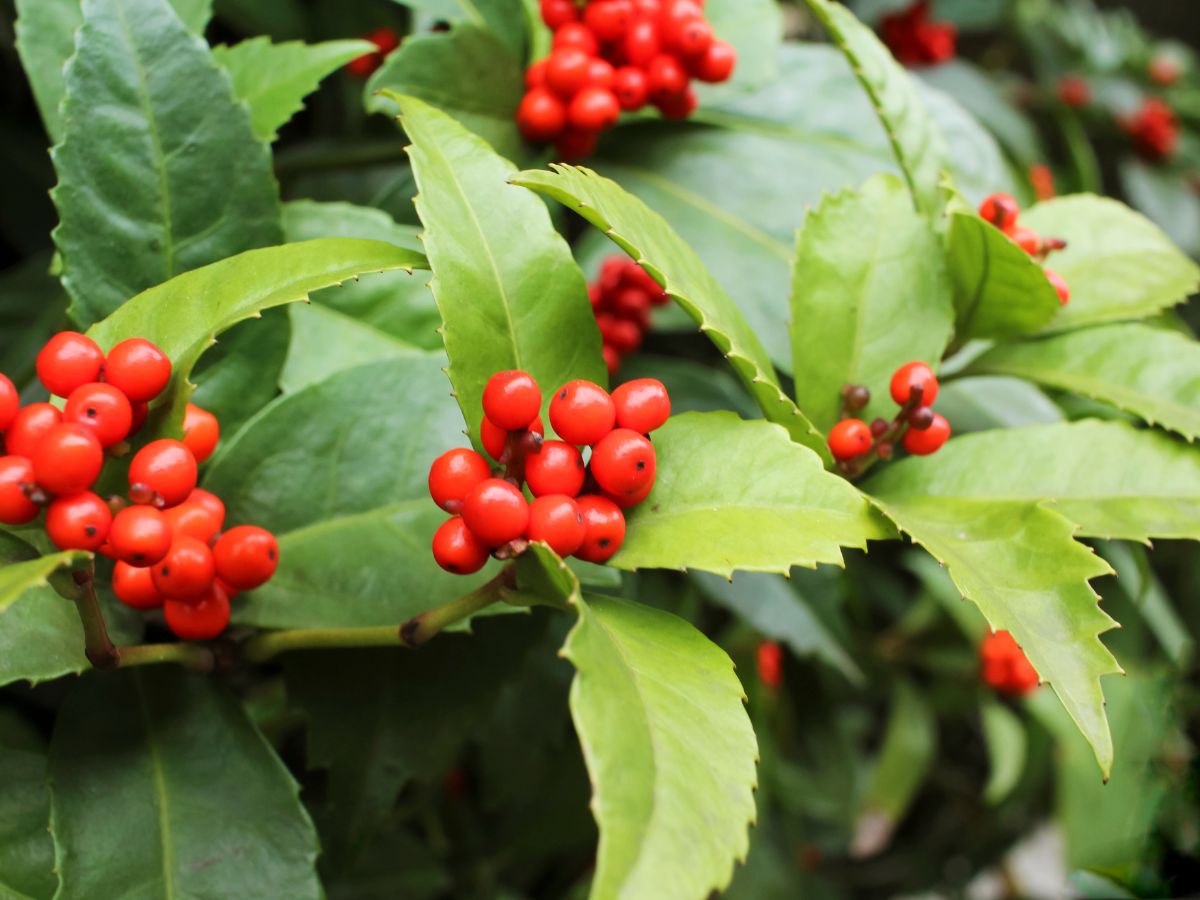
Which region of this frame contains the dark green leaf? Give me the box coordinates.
[190,311,291,436]
[980,698,1026,805]
[389,0,527,55]
[0,708,56,900]
[281,303,422,393]
[699,0,782,95]
[1120,159,1200,258]
[0,254,70,389]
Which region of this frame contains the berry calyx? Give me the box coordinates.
[0,374,18,433]
[612,378,671,433]
[6,403,63,459]
[153,536,216,601]
[103,337,172,402]
[524,440,586,497]
[112,561,165,610]
[575,494,626,563]
[108,505,173,566]
[45,492,112,550]
[128,439,197,508]
[590,428,656,498]
[462,478,530,547]
[0,456,40,525]
[31,424,104,496]
[527,494,586,557]
[164,585,231,641]
[182,403,220,463]
[429,448,494,513]
[63,383,133,448]
[482,370,542,431]
[213,525,280,591]
[978,193,1020,233]
[828,419,873,461]
[889,361,939,407]
[550,380,616,446]
[36,332,104,398]
[432,516,491,574]
[902,412,950,456]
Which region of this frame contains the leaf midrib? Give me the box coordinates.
[135,672,176,899]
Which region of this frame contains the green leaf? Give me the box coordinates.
[369,24,526,162]
[213,37,374,142]
[0,539,88,615]
[0,254,68,388]
[389,0,527,55]
[790,174,954,433]
[281,303,422,393]
[613,412,889,575]
[1100,542,1193,671]
[981,698,1027,806]
[946,211,1061,341]
[513,164,830,461]
[189,311,292,435]
[933,375,1064,434]
[203,357,495,629]
[49,669,321,898]
[802,0,948,216]
[968,323,1200,441]
[562,593,758,900]
[85,238,426,438]
[1120,158,1200,259]
[51,0,283,327]
[0,708,56,900]
[397,96,606,446]
[698,0,782,94]
[1021,195,1200,330]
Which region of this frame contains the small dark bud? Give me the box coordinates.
[876,442,894,460]
[129,483,155,505]
[842,384,870,412]
[870,418,889,437]
[909,406,935,431]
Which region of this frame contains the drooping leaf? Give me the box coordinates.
[513,165,831,461]
[1021,194,1200,329]
[397,96,605,445]
[790,174,954,433]
[0,708,56,900]
[48,669,322,898]
[213,37,374,142]
[968,323,1200,441]
[562,593,758,900]
[981,698,1026,805]
[51,0,282,327]
[281,303,422,393]
[933,375,1064,434]
[612,412,889,575]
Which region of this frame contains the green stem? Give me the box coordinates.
[116,642,215,673]
[241,568,515,663]
[70,563,120,671]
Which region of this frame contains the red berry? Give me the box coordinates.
[5,403,62,459]
[659,0,703,27]
[45,492,111,551]
[540,0,578,28]
[103,337,171,402]
[31,424,103,496]
[553,22,600,55]
[482,370,542,431]
[185,488,226,528]
[590,428,656,498]
[646,54,688,101]
[366,26,399,55]
[163,500,223,543]
[890,361,939,406]
[602,477,653,509]
[575,494,626,562]
[675,17,713,56]
[612,378,671,433]
[602,344,621,375]
[429,447,493,513]
[555,128,600,161]
[550,380,616,446]
[694,39,736,82]
[587,58,616,90]
[461,478,529,547]
[525,58,549,89]
[517,88,567,142]
[63,383,133,448]
[1057,75,1090,108]
[0,456,40,525]
[656,87,697,119]
[599,255,629,293]
[569,86,621,131]
[112,561,164,610]
[612,287,651,319]
[0,374,18,433]
[828,419,872,461]
[129,401,149,436]
[583,0,634,41]
[902,413,950,456]
[36,332,104,398]
[527,494,586,556]
[756,640,783,690]
[164,585,231,641]
[1148,56,1181,87]
[613,66,649,110]
[624,18,661,66]
[345,52,380,79]
[481,415,543,462]
[128,439,197,508]
[1045,269,1070,305]
[1009,226,1041,256]
[525,440,586,497]
[108,505,173,566]
[432,516,491,575]
[182,403,220,463]
[213,525,279,591]
[980,631,1039,696]
[601,316,643,355]
[545,47,593,97]
[623,262,664,297]
[153,536,216,601]
[978,193,1019,233]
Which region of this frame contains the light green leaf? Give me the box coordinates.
[981,698,1026,805]
[214,37,374,142]
[933,375,1064,434]
[398,96,605,446]
[1120,158,1200,259]
[388,0,527,55]
[1021,195,1200,329]
[282,303,422,393]
[562,593,758,900]
[513,164,830,461]
[790,174,954,433]
[699,0,782,94]
[86,238,426,438]
[0,708,56,900]
[0,535,87,615]
[613,412,889,575]
[802,0,948,216]
[969,323,1200,441]
[946,211,1061,341]
[52,0,282,327]
[49,669,321,899]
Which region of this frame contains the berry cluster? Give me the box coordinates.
[977,192,1071,305]
[828,361,951,474]
[429,370,670,572]
[980,630,1039,696]
[1121,97,1179,162]
[518,0,737,159]
[588,255,670,375]
[0,332,279,641]
[345,27,400,79]
[880,1,956,68]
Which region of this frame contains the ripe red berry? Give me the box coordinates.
[675,18,713,56]
[128,439,197,508]
[432,516,491,575]
[36,332,104,398]
[545,47,593,98]
[756,640,784,690]
[980,631,1039,696]
[182,403,220,463]
[590,428,656,498]
[0,456,40,525]
[583,0,634,41]
[103,337,171,402]
[613,66,649,110]
[624,18,661,66]
[602,477,653,509]
[112,561,165,610]
[32,424,103,496]
[366,26,399,55]
[575,494,626,562]
[164,585,231,641]
[828,419,872,461]
[553,22,600,55]
[345,51,380,79]
[429,447,493,513]
[525,440,586,497]
[517,88,567,142]
[108,505,173,566]
[540,0,578,28]
[550,380,616,446]
[569,86,621,131]
[525,58,549,89]
[63,383,133,448]
[1057,75,1090,108]
[527,494,586,556]
[153,536,216,601]
[461,478,530,547]
[602,345,621,376]
[45,492,111,551]
[587,58,616,90]
[1009,226,1041,256]
[129,401,149,436]
[483,370,542,431]
[656,86,697,119]
[693,39,736,83]
[163,499,223,543]
[978,193,1020,233]
[646,54,688,102]
[5,403,62,459]
[902,413,950,456]
[600,316,643,354]
[555,128,600,161]
[612,379,671,434]
[0,374,18,433]
[185,488,226,526]
[890,361,939,406]
[213,525,279,591]
[481,414,544,461]
[1045,269,1070,305]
